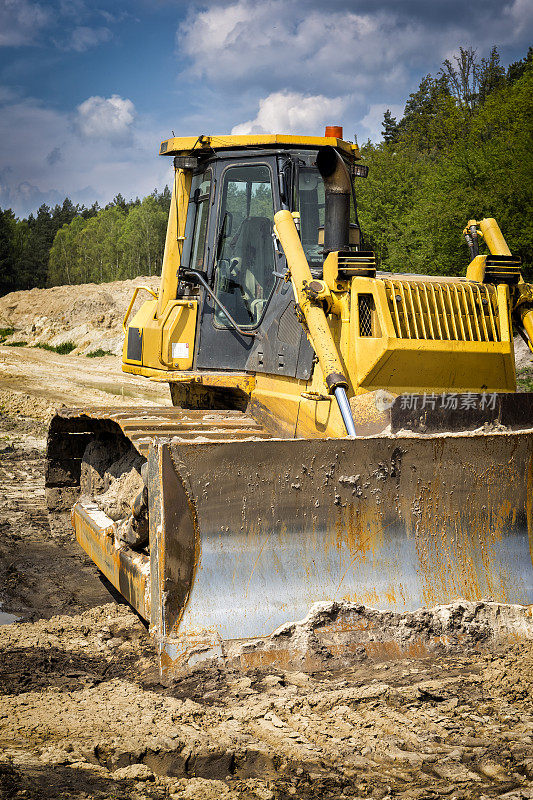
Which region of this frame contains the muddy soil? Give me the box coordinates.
[0,290,532,798]
[0,417,532,799]
[0,343,169,423]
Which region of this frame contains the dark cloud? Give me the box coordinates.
[176,0,532,140]
[46,145,62,165]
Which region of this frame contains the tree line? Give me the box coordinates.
[0,45,531,295]
[357,46,533,277]
[0,189,170,295]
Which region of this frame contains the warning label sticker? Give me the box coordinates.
[172,342,190,360]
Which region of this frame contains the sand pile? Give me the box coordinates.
[0,276,159,356]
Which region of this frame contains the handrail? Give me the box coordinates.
[123,285,158,332]
[180,268,256,337]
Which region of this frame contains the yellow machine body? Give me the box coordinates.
[47,132,533,678]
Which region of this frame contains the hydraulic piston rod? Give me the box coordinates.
[335,386,356,438]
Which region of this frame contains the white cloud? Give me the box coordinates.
[0,92,169,217]
[178,1,442,96]
[506,0,533,35]
[67,25,112,52]
[0,0,49,47]
[231,91,346,135]
[74,94,136,141]
[177,0,533,145]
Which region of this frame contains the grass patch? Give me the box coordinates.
[34,341,76,355]
[5,341,27,347]
[86,348,114,358]
[517,377,533,392]
[0,327,15,340]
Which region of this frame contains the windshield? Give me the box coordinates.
[214,163,276,328]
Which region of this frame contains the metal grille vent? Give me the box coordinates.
[278,302,303,346]
[358,294,374,336]
[383,279,501,342]
[337,252,376,278]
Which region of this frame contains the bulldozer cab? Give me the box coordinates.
[181,145,351,375]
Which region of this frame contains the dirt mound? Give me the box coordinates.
[225,599,533,672]
[484,643,533,702]
[0,276,159,356]
[0,387,55,422]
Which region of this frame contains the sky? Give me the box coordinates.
[0,0,531,217]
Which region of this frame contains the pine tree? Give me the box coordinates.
[508,47,533,84]
[478,46,506,104]
[382,109,399,144]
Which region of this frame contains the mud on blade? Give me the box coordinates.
[151,430,533,655]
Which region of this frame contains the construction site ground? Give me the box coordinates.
[0,280,533,800]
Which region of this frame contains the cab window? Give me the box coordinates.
[297,167,325,269]
[189,171,212,272]
[214,164,276,328]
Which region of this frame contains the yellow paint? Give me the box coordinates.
[157,168,192,317]
[160,133,360,159]
[122,297,198,371]
[274,209,347,393]
[252,373,306,438]
[122,285,158,332]
[466,255,487,282]
[478,217,512,256]
[72,502,150,619]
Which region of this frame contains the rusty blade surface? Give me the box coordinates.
[155,431,533,644]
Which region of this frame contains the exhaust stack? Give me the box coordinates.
[316,145,352,255]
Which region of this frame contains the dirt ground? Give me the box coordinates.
[0,276,160,357]
[0,282,532,799]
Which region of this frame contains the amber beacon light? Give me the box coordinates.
[325,125,343,138]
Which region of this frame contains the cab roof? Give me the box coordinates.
[159,134,360,159]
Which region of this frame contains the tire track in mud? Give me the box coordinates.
[0,435,115,621]
[1,418,533,800]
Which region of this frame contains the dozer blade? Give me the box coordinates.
[146,429,533,673]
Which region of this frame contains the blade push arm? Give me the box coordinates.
[464,218,533,352]
[274,209,356,437]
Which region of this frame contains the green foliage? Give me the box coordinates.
[0,187,170,295]
[360,46,533,277]
[0,327,15,339]
[34,341,76,354]
[381,110,399,144]
[48,195,168,285]
[86,348,114,357]
[5,341,27,347]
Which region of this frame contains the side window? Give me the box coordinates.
[297,167,325,269]
[214,164,276,328]
[189,171,212,272]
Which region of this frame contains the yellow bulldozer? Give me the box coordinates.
[46,127,533,676]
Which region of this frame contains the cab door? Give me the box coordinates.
[195,157,280,371]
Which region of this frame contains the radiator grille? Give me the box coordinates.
[383,279,501,342]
